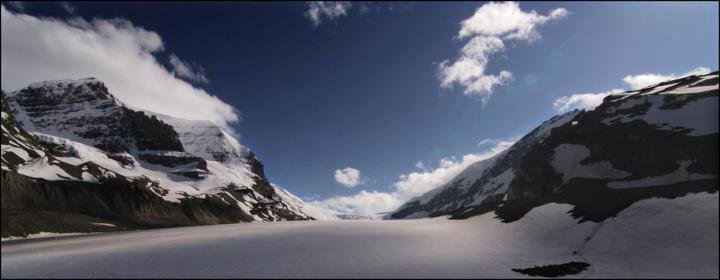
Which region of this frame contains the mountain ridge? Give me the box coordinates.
[391,71,719,221]
[1,78,336,237]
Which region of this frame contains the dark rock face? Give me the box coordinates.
[1,210,131,238]
[391,71,719,221]
[245,152,274,198]
[512,262,590,277]
[138,152,208,179]
[5,79,184,154]
[138,153,207,169]
[108,153,136,167]
[0,171,268,237]
[1,171,193,228]
[120,109,184,152]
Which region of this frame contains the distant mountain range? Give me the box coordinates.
[391,71,719,222]
[1,78,335,238]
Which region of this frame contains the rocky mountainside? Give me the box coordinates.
[1,78,334,238]
[391,71,719,221]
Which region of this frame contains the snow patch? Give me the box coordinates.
[551,144,631,183]
[607,160,717,189]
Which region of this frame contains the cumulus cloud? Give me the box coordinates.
[457,2,568,41]
[311,140,514,216]
[168,53,209,84]
[439,2,568,104]
[553,67,712,113]
[552,89,624,112]
[334,167,361,188]
[1,6,239,130]
[308,190,398,217]
[622,67,712,90]
[305,1,351,26]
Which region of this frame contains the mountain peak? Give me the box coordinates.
[13,77,119,105]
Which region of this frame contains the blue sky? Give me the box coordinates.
[2,1,718,215]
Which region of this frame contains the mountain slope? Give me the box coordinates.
[1,78,334,237]
[391,71,719,221]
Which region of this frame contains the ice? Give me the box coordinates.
[1,232,98,242]
[2,192,716,278]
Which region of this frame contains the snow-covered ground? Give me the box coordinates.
[2,192,717,279]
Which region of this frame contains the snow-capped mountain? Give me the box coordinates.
[1,78,335,237]
[391,71,719,221]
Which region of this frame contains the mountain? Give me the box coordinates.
[1,78,335,238]
[391,71,719,221]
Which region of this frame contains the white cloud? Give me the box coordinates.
[308,190,399,217]
[553,67,713,113]
[60,2,76,14]
[305,1,351,26]
[311,140,514,216]
[552,89,624,112]
[458,2,568,41]
[392,140,513,202]
[439,2,568,104]
[622,67,712,90]
[1,6,239,131]
[477,138,505,148]
[168,53,209,84]
[334,167,361,188]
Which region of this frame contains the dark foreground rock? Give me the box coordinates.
[512,262,590,277]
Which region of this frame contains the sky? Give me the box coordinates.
[2,1,718,215]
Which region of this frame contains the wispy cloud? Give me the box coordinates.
[553,67,712,113]
[439,2,568,105]
[60,2,76,14]
[310,140,514,216]
[304,1,351,26]
[1,5,239,131]
[622,67,711,90]
[168,53,209,84]
[334,167,361,188]
[552,89,624,112]
[414,161,427,171]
